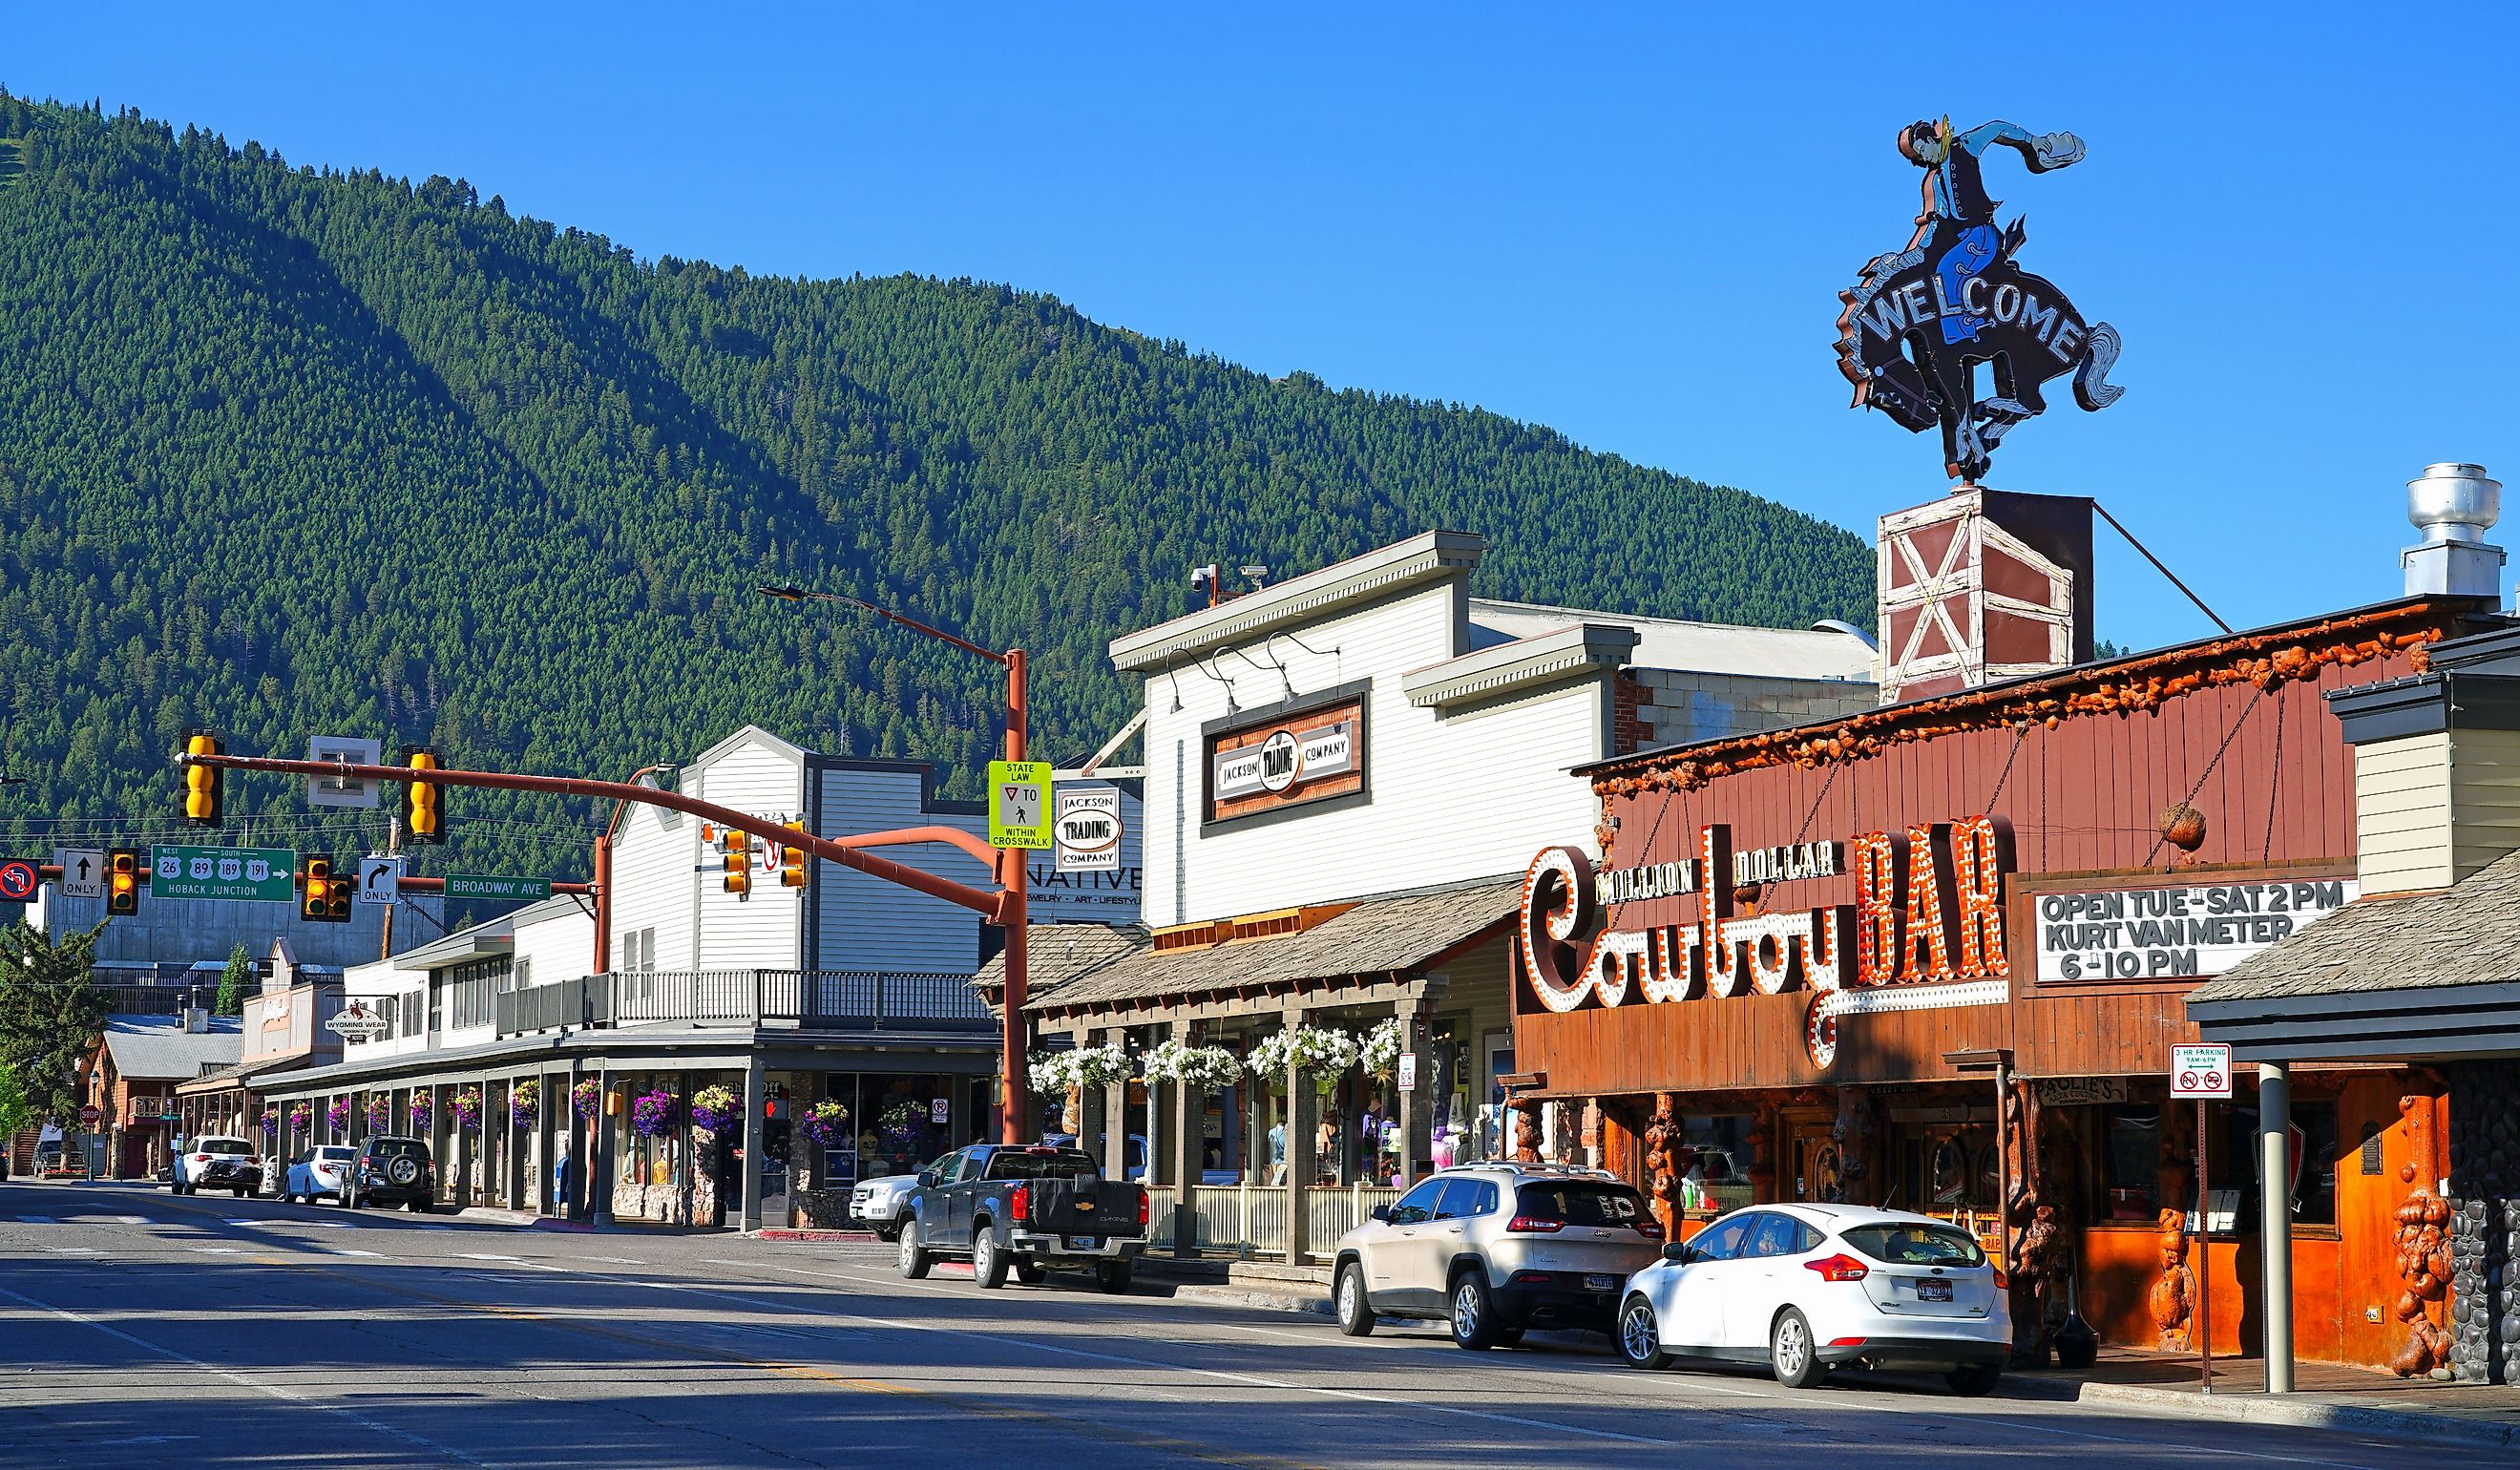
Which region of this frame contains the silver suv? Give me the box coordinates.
[1331,1163,1665,1350]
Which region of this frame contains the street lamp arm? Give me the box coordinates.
[178,751,1016,923]
[754,585,1005,666]
[827,824,1002,871]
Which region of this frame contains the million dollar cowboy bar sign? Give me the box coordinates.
[1520,817,2010,1069]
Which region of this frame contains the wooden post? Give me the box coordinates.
[1170,1019,1203,1259]
[1394,997,1431,1188]
[1284,1011,1314,1263]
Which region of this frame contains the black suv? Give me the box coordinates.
[345,1135,438,1212]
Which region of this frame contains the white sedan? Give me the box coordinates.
[1615,1203,2010,1394]
[284,1145,358,1205]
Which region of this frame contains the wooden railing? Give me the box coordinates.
[494,969,991,1037]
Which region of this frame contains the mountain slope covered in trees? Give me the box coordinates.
[0,94,1872,879]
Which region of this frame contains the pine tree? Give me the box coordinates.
[0,921,108,1122]
[214,942,252,1017]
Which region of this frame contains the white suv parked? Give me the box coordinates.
[1331,1164,1666,1350]
[1615,1203,2012,1393]
[174,1136,262,1197]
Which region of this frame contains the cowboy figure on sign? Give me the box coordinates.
[1836,117,2123,483]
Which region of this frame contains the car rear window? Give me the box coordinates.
[201,1140,254,1155]
[368,1139,430,1161]
[316,1147,355,1161]
[1843,1222,1986,1268]
[1514,1182,1648,1227]
[982,1149,1097,1181]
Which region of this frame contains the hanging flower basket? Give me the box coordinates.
[691,1084,739,1136]
[630,1088,679,1139]
[878,1099,925,1151]
[1140,1040,1246,1094]
[365,1094,391,1131]
[511,1080,540,1130]
[258,1109,279,1140]
[573,1080,602,1121]
[325,1098,352,1135]
[798,1100,850,1149]
[410,1093,435,1134]
[450,1087,484,1133]
[287,1102,313,1133]
[1359,1018,1406,1081]
[1028,1043,1129,1095]
[1249,1025,1359,1092]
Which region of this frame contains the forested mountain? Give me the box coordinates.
[0,94,1871,881]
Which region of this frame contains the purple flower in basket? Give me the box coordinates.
[259,1110,279,1140]
[410,1093,434,1133]
[366,1095,390,1131]
[450,1088,483,1132]
[573,1080,602,1121]
[877,1099,924,1151]
[288,1102,314,1132]
[630,1088,679,1140]
[511,1081,540,1130]
[325,1098,352,1135]
[798,1101,850,1148]
[690,1084,738,1136]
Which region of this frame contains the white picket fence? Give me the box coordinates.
[1149,1182,1401,1260]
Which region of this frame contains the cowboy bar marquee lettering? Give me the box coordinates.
[1522,817,2010,1069]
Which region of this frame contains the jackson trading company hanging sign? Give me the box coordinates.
[1521,818,2010,1070]
[1834,118,2125,484]
[1207,697,1363,823]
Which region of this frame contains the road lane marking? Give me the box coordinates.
[330,1248,381,1257]
[0,1282,496,1468]
[585,1256,644,1265]
[46,1247,102,1255]
[456,1252,521,1261]
[115,1215,148,1225]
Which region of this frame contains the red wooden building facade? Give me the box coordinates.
[1507,594,2490,1372]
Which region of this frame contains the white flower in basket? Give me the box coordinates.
[1141,1040,1246,1094]
[1067,1042,1133,1091]
[1250,1024,1360,1092]
[1026,1049,1078,1096]
[1358,1018,1406,1080]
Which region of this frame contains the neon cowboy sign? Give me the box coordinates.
[1520,817,2011,1068]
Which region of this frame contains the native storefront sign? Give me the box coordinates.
[1206,696,1364,823]
[1522,817,2010,1069]
[1834,118,2123,483]
[2032,877,2357,984]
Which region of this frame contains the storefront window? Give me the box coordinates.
[1679,1116,1754,1213]
[2290,1101,2339,1228]
[2100,1106,2159,1221]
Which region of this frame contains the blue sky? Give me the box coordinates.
[12,6,2516,649]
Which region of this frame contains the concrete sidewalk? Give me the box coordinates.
[2011,1348,2520,1450]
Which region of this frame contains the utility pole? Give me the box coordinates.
[380,813,400,963]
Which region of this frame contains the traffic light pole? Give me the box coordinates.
[180,746,1036,1141]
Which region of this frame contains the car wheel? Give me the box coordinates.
[1945,1363,2002,1396]
[1015,1263,1046,1286]
[346,1188,363,1209]
[408,1200,430,1214]
[973,1230,1009,1290]
[1495,1328,1525,1347]
[1770,1308,1827,1389]
[234,1186,249,1199]
[1095,1261,1132,1295]
[874,1220,903,1243]
[1449,1271,1500,1351]
[1618,1293,1671,1370]
[897,1223,933,1279]
[1334,1263,1376,1337]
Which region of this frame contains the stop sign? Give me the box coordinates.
[78,1104,101,1125]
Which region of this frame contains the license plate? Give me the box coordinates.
[1585,1274,1617,1292]
[1918,1278,1953,1302]
[1069,1236,1100,1250]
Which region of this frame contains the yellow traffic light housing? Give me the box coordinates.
[404,746,443,844]
[107,849,141,916]
[780,821,809,888]
[721,830,752,895]
[303,853,350,923]
[182,729,222,827]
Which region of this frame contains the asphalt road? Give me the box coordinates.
[0,1180,2453,1469]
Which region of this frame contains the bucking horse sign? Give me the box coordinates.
[1837,118,2124,483]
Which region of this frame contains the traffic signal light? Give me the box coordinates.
[302,854,351,923]
[780,821,808,888]
[403,746,443,844]
[181,729,222,827]
[107,849,141,916]
[721,829,752,895]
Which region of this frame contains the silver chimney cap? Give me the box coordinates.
[2407,462,2500,544]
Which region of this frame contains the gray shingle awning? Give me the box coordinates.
[2187,849,2520,1060]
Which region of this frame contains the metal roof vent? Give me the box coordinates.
[2403,462,2503,599]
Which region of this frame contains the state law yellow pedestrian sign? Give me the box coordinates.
[987,760,1053,850]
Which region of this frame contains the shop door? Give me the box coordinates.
[1783,1110,1841,1203]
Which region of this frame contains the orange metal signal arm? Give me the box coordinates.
[177,752,1014,922]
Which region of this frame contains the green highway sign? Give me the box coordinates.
[445,873,551,901]
[150,845,296,903]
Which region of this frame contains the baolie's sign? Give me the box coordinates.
[1834,117,2125,483]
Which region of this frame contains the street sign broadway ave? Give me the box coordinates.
[445,874,551,901]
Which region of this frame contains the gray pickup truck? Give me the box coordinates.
[897,1144,1146,1292]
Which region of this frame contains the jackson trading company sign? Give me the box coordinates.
[1208,699,1361,822]
[1834,118,2124,483]
[1522,818,2010,1070]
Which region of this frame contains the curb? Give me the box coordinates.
[754,1228,878,1244]
[1170,1282,1333,1315]
[2005,1376,2520,1450]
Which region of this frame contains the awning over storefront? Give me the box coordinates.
[2189,847,2520,1060]
[995,879,1522,1025]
